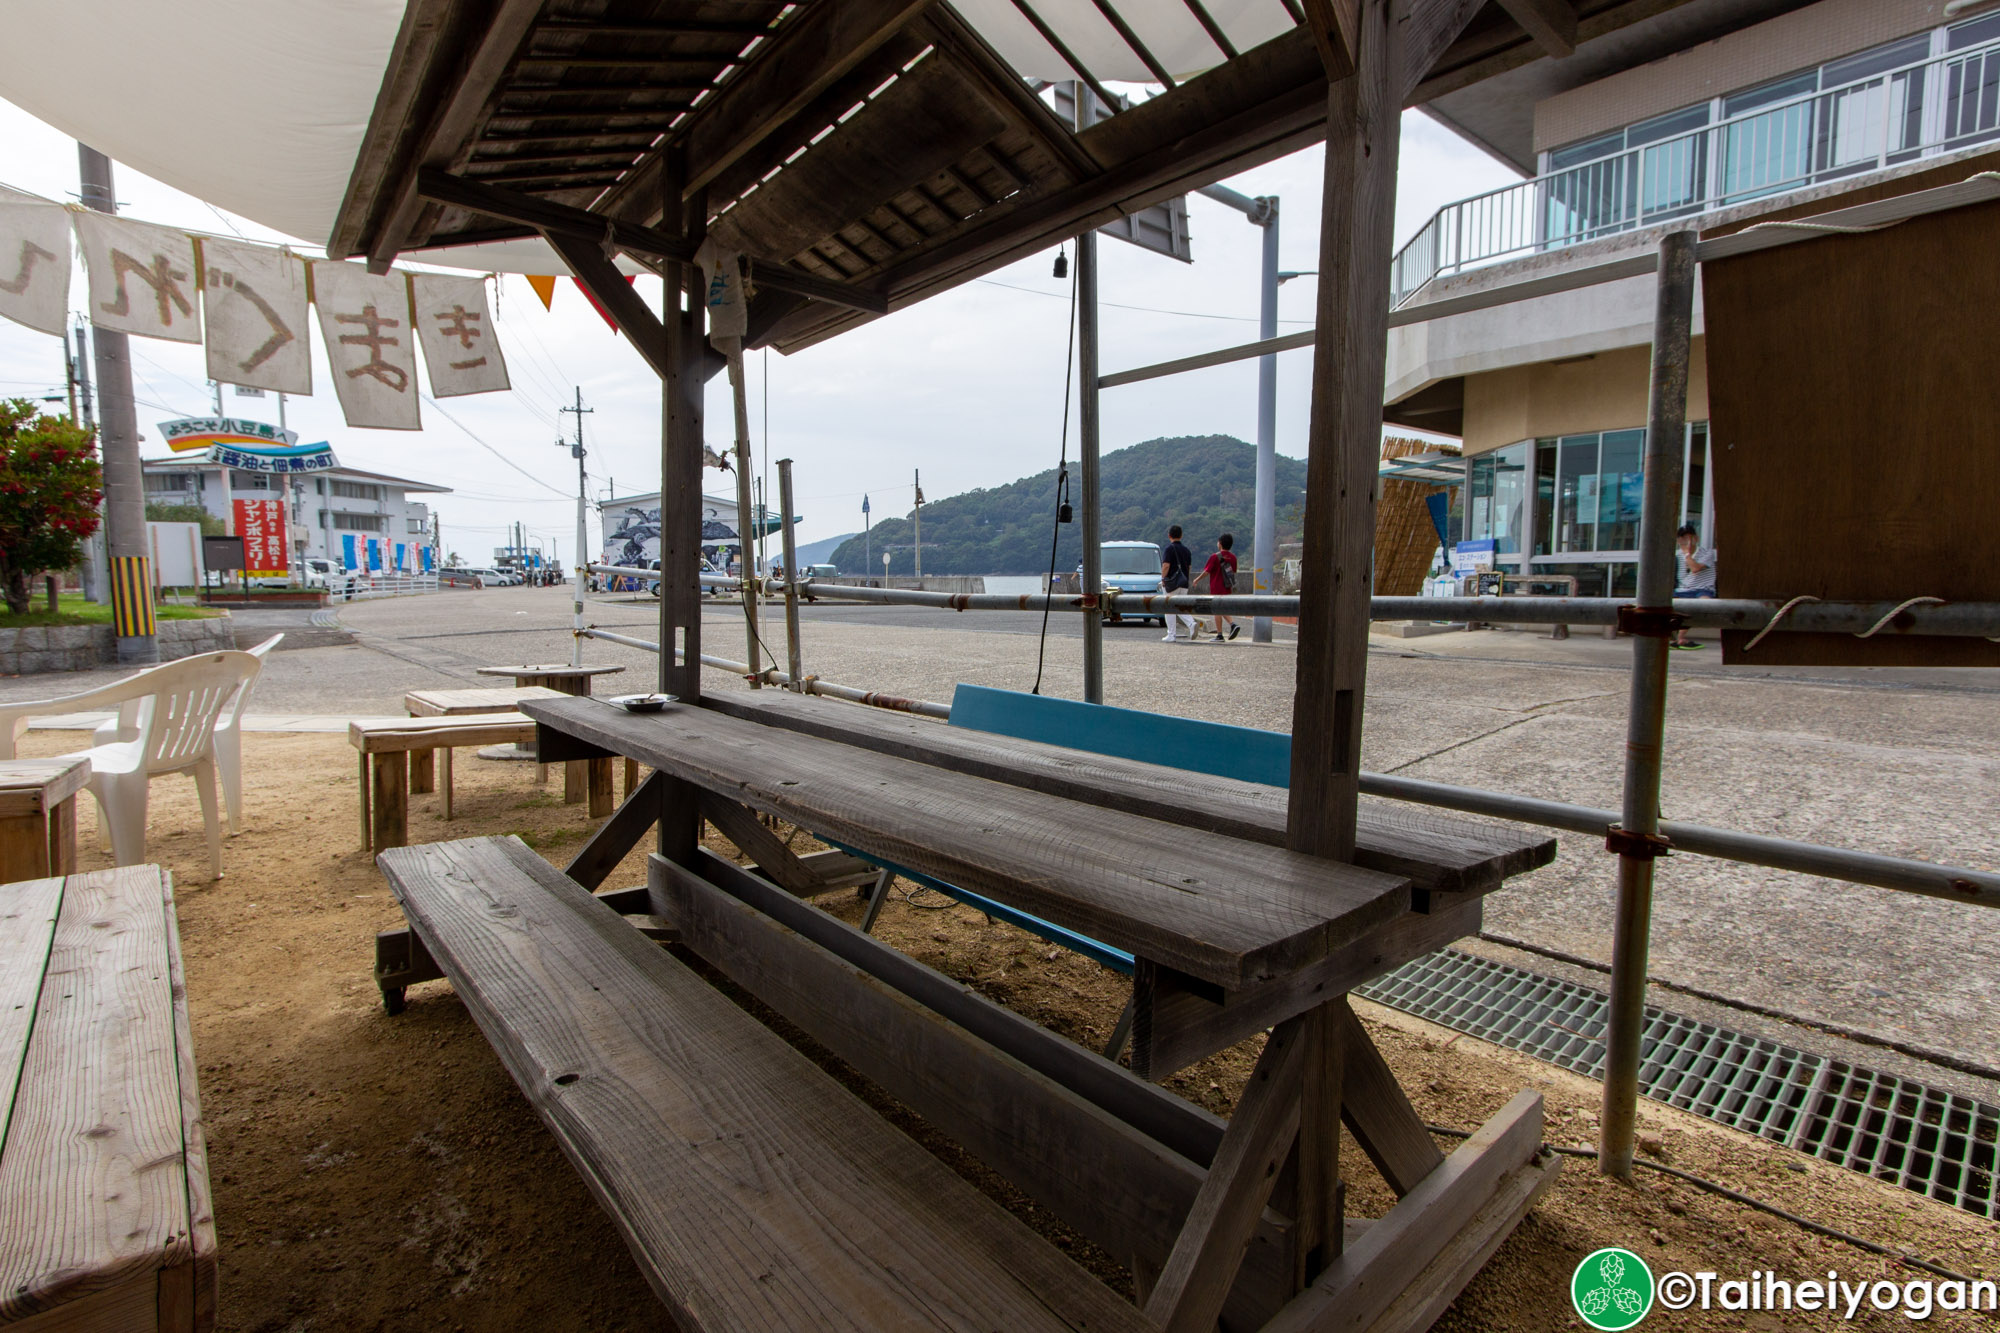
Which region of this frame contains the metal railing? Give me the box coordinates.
[1391,36,2000,305]
[328,574,441,602]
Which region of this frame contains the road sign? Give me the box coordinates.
[1048,83,1193,264]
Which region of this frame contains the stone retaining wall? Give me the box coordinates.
[0,615,237,675]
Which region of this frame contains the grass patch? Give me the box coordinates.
[511,827,583,851]
[0,593,221,628]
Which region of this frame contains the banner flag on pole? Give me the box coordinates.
[412,272,510,397]
[0,194,73,336]
[73,211,202,343]
[526,274,557,311]
[311,260,421,431]
[200,238,311,394]
[573,274,633,332]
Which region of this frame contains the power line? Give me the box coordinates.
[419,392,572,497]
[974,276,1313,326]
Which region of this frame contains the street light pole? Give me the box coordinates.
[862,494,872,584]
[560,388,594,670]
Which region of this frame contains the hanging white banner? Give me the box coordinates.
[410,272,510,398]
[311,261,420,431]
[73,212,202,343]
[0,195,72,337]
[200,238,311,395]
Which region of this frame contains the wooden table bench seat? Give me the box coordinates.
[0,865,214,1332]
[351,714,536,852]
[0,757,88,883]
[377,836,1153,1333]
[403,686,565,796]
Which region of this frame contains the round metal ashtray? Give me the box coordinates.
[607,693,677,713]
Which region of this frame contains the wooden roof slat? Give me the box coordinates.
[535,18,782,38]
[501,82,712,97]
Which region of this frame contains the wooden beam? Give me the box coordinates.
[1292,1004,1347,1287]
[1286,0,1400,862]
[1144,1018,1307,1333]
[652,850,1295,1330]
[543,230,677,382]
[1336,1002,1445,1197]
[327,0,456,260]
[695,794,827,897]
[659,148,705,851]
[1129,900,1479,1080]
[1300,0,1358,81]
[364,0,546,268]
[415,169,889,314]
[1492,0,1577,59]
[1400,0,1496,98]
[563,771,664,890]
[1262,1091,1548,1333]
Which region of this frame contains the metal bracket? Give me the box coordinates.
[1605,825,1673,859]
[1616,604,1687,638]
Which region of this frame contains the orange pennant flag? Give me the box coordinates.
[525,274,557,311]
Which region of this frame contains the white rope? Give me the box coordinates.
[1739,594,1821,654]
[1855,596,1946,639]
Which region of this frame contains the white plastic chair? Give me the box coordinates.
[90,633,282,834]
[59,651,259,880]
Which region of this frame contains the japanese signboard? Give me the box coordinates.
[232,498,289,577]
[73,212,202,343]
[207,443,337,474]
[200,238,311,394]
[0,191,72,336]
[159,416,300,453]
[411,273,509,397]
[311,261,421,430]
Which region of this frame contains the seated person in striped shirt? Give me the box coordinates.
[1673,523,1716,649]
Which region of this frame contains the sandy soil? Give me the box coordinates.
[22,728,1996,1331]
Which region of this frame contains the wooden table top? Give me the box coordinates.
[0,757,89,819]
[525,696,1412,989]
[703,689,1555,898]
[474,664,626,680]
[406,685,565,717]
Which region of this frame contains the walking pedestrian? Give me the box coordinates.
[1160,525,1198,642]
[1672,523,1716,649]
[1200,534,1240,641]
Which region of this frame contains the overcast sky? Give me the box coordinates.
[0,95,1514,561]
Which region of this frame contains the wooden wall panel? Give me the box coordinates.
[1702,195,2000,667]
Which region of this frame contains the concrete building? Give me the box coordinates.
[140,453,449,576]
[1392,0,2000,596]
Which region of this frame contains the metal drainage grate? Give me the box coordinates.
[1355,948,1999,1219]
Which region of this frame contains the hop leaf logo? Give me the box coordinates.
[1571,1248,1654,1330]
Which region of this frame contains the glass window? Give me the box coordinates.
[1822,33,1930,86]
[1951,12,2000,50]
[1724,71,1818,118]
[1535,440,1556,557]
[1467,443,1529,565]
[1554,434,1598,555]
[1625,103,1709,147]
[1595,429,1644,551]
[1683,422,1708,531]
[1548,130,1623,172]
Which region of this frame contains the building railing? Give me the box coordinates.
[1391,36,2000,305]
[330,574,440,601]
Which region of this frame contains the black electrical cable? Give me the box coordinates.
[1029,256,1081,697]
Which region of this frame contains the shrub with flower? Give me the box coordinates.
[0,399,103,615]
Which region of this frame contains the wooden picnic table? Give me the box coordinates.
[0,757,88,882]
[404,686,564,796]
[473,666,625,808]
[499,693,1560,1332]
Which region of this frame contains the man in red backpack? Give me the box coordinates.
[1199,533,1240,641]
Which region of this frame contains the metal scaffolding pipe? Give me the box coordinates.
[578,627,952,719]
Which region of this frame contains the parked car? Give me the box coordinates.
[1067,541,1166,626]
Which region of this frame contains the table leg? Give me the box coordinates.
[358,751,371,851]
[371,752,410,852]
[623,757,640,798]
[442,747,454,821]
[0,812,49,880]
[1292,1001,1348,1288]
[49,797,75,875]
[587,758,614,818]
[564,760,585,804]
[410,747,435,795]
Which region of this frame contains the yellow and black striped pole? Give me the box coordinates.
[109,555,156,640]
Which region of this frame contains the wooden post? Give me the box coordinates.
[410,748,435,795]
[370,752,409,852]
[659,147,706,863]
[587,755,614,819]
[1285,0,1401,864]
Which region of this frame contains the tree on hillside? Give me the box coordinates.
[0,400,103,615]
[826,435,1309,575]
[146,500,225,535]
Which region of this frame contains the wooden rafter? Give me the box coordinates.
[1299,0,1357,81]
[1494,0,1578,58]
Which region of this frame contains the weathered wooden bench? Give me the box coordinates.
[0,757,88,882]
[403,685,564,796]
[377,836,1155,1333]
[0,865,215,1331]
[350,713,535,852]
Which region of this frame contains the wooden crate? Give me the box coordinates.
[0,866,214,1332]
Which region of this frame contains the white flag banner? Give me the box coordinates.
[410,273,509,398]
[0,196,73,337]
[74,212,201,343]
[200,238,311,395]
[311,261,420,431]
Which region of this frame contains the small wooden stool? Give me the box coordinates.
[352,714,537,852]
[474,664,626,812]
[0,757,88,881]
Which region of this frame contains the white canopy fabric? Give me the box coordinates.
[0,0,1287,274]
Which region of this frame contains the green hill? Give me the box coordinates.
[828,435,1306,576]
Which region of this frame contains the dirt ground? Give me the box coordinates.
[23,728,1996,1331]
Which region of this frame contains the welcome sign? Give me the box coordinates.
[159,416,299,452]
[205,442,338,474]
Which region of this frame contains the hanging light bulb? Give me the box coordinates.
[1052,247,1068,280]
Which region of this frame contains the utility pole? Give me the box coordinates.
[560,387,594,668]
[912,469,924,584]
[79,145,156,663]
[68,321,106,603]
